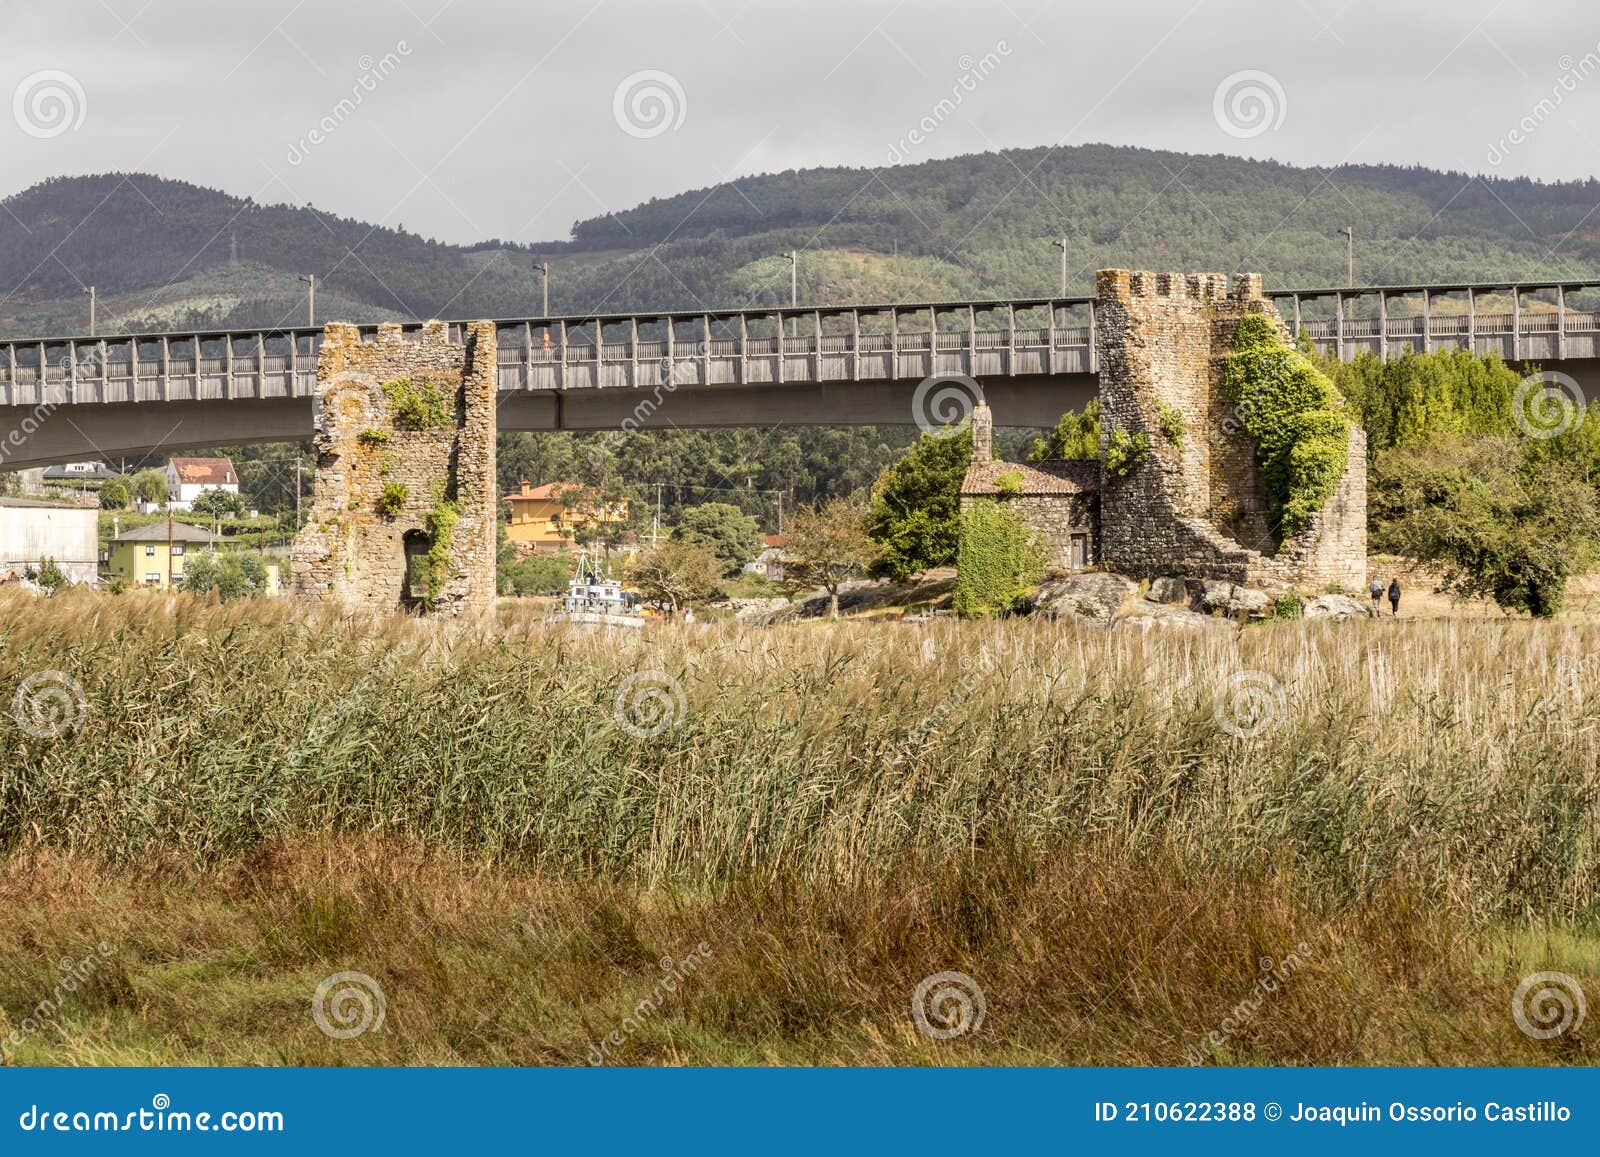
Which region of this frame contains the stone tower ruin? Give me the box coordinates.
[1093,269,1366,590]
[290,320,498,615]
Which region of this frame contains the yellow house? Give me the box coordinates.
[504,481,629,551]
[106,522,283,594]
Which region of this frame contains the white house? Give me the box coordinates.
[166,457,240,511]
[0,498,99,585]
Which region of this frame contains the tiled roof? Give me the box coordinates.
[960,457,1099,496]
[505,481,582,502]
[168,457,237,485]
[113,522,226,543]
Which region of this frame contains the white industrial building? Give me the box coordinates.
[0,498,99,585]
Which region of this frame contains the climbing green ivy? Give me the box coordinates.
[419,486,460,605]
[953,500,1046,617]
[1157,401,1186,448]
[1222,313,1352,538]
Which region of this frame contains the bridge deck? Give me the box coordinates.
[3,281,1599,408]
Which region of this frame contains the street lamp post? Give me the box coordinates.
[1051,238,1068,296]
[538,261,550,317]
[299,274,316,326]
[1339,227,1354,288]
[85,286,96,337]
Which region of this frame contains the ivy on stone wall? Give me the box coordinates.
[953,499,1046,617]
[1222,313,1352,538]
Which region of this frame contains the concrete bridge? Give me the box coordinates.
[2,279,1598,469]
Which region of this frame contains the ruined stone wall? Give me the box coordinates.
[290,320,498,615]
[960,492,1099,571]
[1093,268,1366,591]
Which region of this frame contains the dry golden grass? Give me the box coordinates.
[0,837,1592,1066]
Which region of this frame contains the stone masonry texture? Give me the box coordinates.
[1092,269,1367,591]
[290,320,498,615]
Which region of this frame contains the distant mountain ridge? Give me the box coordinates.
[4,144,1600,337]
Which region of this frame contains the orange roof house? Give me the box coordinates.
[503,481,629,550]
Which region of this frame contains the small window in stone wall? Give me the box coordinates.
[402,530,432,605]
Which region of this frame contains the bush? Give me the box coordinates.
[1101,428,1149,477]
[383,378,452,430]
[180,551,267,602]
[953,500,1045,617]
[1223,313,1352,537]
[1157,401,1186,448]
[671,502,761,575]
[358,428,391,447]
[98,480,129,510]
[190,487,248,518]
[377,482,408,519]
[499,552,574,596]
[993,469,1024,497]
[1029,399,1100,461]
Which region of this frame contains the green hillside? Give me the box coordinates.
[4,145,1600,337]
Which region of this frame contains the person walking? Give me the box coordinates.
[1387,577,1401,617]
[1369,575,1384,617]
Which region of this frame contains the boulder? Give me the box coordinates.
[1147,575,1189,605]
[1227,587,1272,619]
[1197,580,1235,612]
[1033,572,1138,625]
[1114,599,1232,633]
[1303,594,1367,622]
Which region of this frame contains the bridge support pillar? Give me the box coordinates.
[290,320,498,615]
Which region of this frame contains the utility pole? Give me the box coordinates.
[538,262,550,317]
[1051,238,1068,296]
[784,250,798,339]
[775,490,784,536]
[85,286,96,336]
[653,482,662,543]
[299,274,316,326]
[1339,227,1354,288]
[295,458,302,530]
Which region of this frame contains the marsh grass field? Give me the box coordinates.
[0,592,1596,1064]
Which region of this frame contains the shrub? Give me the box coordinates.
[1029,399,1100,461]
[953,500,1045,616]
[1102,428,1149,478]
[377,482,408,519]
[1222,313,1352,538]
[180,551,267,602]
[98,480,129,510]
[1157,401,1186,448]
[867,427,972,580]
[993,469,1024,497]
[358,428,392,447]
[383,378,452,430]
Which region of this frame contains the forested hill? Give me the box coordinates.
[5,144,1600,337]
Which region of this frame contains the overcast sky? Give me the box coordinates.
[6,0,1600,245]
